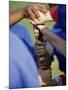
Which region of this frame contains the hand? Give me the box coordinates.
[9,4,47,26]
[34,28,39,39]
[39,69,52,86]
[24,4,47,20]
[35,40,52,70]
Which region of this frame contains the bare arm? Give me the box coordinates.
[9,8,25,26]
[37,25,66,56]
[9,4,47,27]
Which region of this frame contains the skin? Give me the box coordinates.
[9,3,66,65]
[9,4,47,26]
[9,4,48,86]
[10,4,66,85]
[36,25,66,57]
[29,5,66,57]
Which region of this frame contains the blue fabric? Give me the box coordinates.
[51,5,66,73]
[10,24,35,59]
[10,24,33,47]
[52,26,66,73]
[52,22,66,73]
[57,5,66,31]
[9,25,40,89]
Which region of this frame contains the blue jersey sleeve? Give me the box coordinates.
[10,24,36,62]
[9,32,40,89]
[10,24,34,47]
[9,33,40,88]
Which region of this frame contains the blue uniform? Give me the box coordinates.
[52,5,66,73]
[9,24,40,89]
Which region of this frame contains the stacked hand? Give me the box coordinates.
[35,40,52,70]
[24,4,47,20]
[26,4,53,86]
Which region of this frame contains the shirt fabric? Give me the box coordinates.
[52,25,66,73]
[50,5,66,73]
[9,24,40,89]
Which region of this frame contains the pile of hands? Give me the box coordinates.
[24,3,52,29]
[24,4,53,86]
[24,3,52,69]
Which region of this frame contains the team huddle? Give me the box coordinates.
[9,3,66,89]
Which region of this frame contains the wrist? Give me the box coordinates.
[37,25,49,35]
[37,24,46,30]
[39,68,52,85]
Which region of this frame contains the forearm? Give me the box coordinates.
[38,26,66,56]
[9,8,25,26]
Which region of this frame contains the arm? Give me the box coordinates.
[9,4,47,26]
[9,8,25,26]
[37,25,66,56]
